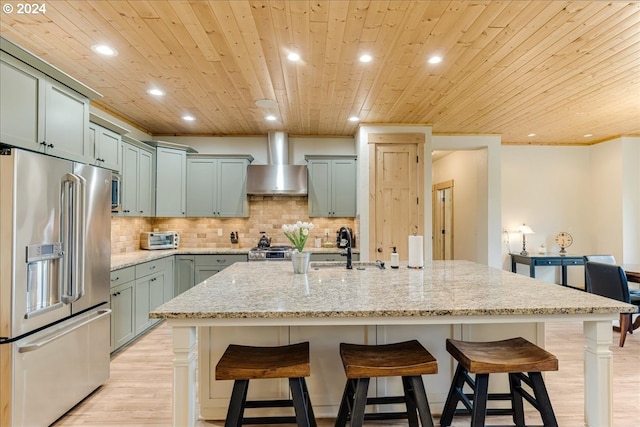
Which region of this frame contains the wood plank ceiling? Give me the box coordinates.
[1,1,638,145]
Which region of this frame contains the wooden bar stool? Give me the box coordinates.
[215,342,316,427]
[334,340,438,427]
[439,337,559,427]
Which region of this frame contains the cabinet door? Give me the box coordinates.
[121,143,139,216]
[186,157,216,216]
[0,53,44,150]
[217,159,248,217]
[110,281,135,352]
[163,257,175,303]
[134,277,151,334]
[138,148,154,216]
[156,147,186,217]
[308,160,332,217]
[44,81,90,163]
[96,126,121,172]
[175,255,195,296]
[195,266,221,285]
[149,274,164,314]
[331,159,357,217]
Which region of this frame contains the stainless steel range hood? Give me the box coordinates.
[246,132,307,195]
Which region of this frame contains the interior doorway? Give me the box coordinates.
[432,180,454,260]
[368,133,424,261]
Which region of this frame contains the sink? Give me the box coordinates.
[309,261,385,270]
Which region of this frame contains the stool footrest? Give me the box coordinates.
[242,416,298,424]
[244,399,295,409]
[366,396,407,405]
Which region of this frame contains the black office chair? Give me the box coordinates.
[585,261,640,347]
[583,255,616,292]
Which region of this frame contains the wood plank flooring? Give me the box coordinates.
[53,321,639,427]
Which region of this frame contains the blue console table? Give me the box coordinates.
[510,253,584,288]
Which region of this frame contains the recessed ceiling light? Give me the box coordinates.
[255,99,278,108]
[359,54,372,63]
[527,133,537,137]
[583,134,593,137]
[287,52,300,62]
[91,44,118,57]
[428,56,442,64]
[348,116,360,122]
[182,115,195,121]
[147,88,165,97]
[265,115,277,121]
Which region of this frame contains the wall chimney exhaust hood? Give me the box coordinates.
[246,132,307,195]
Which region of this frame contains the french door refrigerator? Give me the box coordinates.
[0,147,111,427]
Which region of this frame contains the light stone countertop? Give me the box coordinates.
[111,247,358,270]
[150,260,635,320]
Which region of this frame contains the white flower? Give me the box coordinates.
[282,221,315,252]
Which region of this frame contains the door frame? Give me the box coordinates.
[432,179,454,260]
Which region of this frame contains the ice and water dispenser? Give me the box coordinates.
[25,242,63,316]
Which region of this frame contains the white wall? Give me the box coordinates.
[432,149,486,262]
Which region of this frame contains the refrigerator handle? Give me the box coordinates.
[61,173,86,304]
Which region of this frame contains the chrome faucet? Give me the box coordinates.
[339,226,353,269]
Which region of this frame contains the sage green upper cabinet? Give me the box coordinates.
[89,114,130,172]
[120,136,154,217]
[306,155,357,217]
[154,144,189,217]
[186,155,253,217]
[0,51,93,163]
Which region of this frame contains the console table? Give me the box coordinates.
[511,253,584,288]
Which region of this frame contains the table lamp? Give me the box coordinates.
[517,223,534,256]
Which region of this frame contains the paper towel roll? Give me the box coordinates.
[408,235,424,268]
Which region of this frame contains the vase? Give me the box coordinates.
[291,251,311,274]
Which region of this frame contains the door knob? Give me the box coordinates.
[377,247,383,253]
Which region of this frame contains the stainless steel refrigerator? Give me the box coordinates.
[0,147,111,427]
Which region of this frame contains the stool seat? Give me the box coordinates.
[440,337,558,427]
[446,337,558,374]
[340,340,438,378]
[335,340,436,427]
[215,342,315,427]
[216,342,310,380]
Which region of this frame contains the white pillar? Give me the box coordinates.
[583,320,613,427]
[172,324,198,427]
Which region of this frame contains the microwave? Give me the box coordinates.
[111,172,122,213]
[140,231,179,250]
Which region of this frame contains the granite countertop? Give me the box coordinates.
[111,247,358,270]
[150,260,636,320]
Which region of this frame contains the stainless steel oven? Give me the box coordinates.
[111,172,122,213]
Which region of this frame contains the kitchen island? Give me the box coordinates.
[150,260,635,427]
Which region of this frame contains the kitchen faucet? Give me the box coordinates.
[339,226,353,269]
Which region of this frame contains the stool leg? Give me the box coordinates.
[440,364,466,426]
[528,372,558,427]
[349,377,370,427]
[509,373,526,427]
[225,380,249,427]
[406,375,435,427]
[301,378,317,427]
[470,374,489,427]
[334,379,355,427]
[290,378,312,427]
[401,376,420,427]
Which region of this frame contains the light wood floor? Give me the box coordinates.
[53,321,639,427]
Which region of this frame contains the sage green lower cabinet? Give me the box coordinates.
[175,255,196,296]
[194,254,247,285]
[134,271,164,335]
[164,256,175,303]
[110,267,136,352]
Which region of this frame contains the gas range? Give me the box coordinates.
[247,245,295,261]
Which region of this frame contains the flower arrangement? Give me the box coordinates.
[282,221,315,253]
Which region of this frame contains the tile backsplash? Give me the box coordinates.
[111,196,357,253]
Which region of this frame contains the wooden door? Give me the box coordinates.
[369,134,424,261]
[432,180,454,260]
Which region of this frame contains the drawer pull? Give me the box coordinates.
[111,277,119,282]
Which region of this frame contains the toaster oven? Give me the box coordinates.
[140,231,179,250]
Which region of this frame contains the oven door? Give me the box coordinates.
[111,172,122,213]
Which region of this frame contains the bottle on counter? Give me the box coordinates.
[390,246,400,269]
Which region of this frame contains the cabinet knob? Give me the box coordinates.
[111,277,119,282]
[40,141,47,146]
[47,143,54,148]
